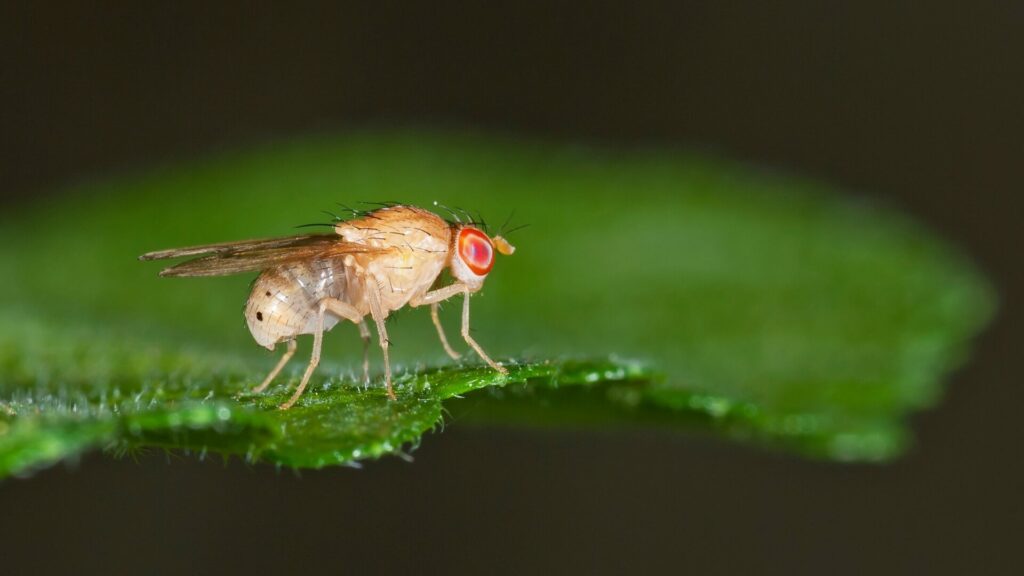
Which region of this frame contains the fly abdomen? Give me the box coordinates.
[245,258,348,350]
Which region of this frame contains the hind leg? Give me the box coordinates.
[252,339,297,394]
[280,298,363,410]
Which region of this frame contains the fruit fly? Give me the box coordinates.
[140,204,516,410]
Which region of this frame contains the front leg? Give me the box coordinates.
[409,282,469,307]
[411,282,470,360]
[458,288,508,375]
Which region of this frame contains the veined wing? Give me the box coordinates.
[140,234,337,261]
[139,234,386,277]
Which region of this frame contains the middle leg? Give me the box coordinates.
[358,319,371,385]
[431,302,461,360]
[366,283,396,400]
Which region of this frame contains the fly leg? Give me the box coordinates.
[412,283,506,375]
[430,302,461,360]
[280,304,326,410]
[411,283,467,359]
[410,283,466,306]
[252,339,297,394]
[366,283,396,400]
[325,300,368,385]
[358,319,372,385]
[280,298,363,410]
[459,288,507,374]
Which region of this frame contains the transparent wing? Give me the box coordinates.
[139,234,385,277]
[139,234,336,261]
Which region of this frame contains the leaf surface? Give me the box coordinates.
[0,132,994,476]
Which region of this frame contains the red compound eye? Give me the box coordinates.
[458,228,494,276]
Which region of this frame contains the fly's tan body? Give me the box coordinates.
[140,204,516,410]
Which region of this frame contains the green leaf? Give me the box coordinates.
[0,131,994,476]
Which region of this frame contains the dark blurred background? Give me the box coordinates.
[1,2,1021,574]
